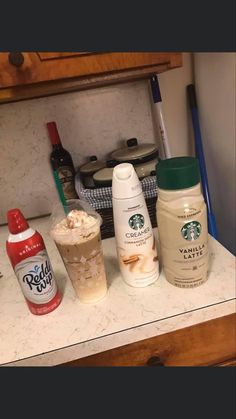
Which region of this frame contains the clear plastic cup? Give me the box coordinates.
[50,199,107,303]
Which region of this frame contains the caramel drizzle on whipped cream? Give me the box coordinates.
[66,210,96,229]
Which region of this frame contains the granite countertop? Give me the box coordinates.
[0,216,235,366]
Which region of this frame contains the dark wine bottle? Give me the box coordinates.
[46,121,77,201]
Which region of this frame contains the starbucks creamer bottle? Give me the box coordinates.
[156,157,209,288]
[112,163,159,287]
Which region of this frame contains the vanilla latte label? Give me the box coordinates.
[157,199,209,287]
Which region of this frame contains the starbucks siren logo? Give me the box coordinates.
[128,214,145,230]
[181,221,201,241]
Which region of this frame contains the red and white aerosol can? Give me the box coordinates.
[6,208,62,315]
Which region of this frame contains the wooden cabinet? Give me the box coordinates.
[0,52,182,104]
[59,313,236,367]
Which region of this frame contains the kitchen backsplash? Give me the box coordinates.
[0,53,193,224]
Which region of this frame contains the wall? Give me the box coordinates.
[194,53,236,255]
[0,53,193,224]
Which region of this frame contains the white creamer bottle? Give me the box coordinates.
[112,163,159,287]
[156,157,209,288]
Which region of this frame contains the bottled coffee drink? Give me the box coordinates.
[156,157,209,288]
[112,163,159,287]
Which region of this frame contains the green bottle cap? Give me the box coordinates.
[156,157,200,190]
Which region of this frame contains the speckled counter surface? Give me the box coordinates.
[0,216,235,366]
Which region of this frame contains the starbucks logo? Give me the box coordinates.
[181,221,201,241]
[128,214,145,230]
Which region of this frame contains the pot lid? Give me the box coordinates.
[134,158,158,178]
[79,156,106,175]
[93,167,114,183]
[111,138,158,162]
[93,160,119,183]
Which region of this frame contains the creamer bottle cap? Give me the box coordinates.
[112,163,142,200]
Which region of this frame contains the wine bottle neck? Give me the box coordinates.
[47,122,62,147]
[52,143,63,150]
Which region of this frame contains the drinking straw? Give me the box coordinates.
[53,170,68,215]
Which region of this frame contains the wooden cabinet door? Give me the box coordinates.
[59,314,236,367]
[0,52,182,88]
[37,53,92,60]
[0,52,182,103]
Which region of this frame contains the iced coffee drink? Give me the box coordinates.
[50,203,107,303]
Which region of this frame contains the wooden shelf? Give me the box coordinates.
[59,313,236,367]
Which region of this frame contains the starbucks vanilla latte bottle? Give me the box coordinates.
[156,157,209,288]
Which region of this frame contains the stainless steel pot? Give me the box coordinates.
[110,138,159,179]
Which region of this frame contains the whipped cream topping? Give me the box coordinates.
[51,210,99,245]
[66,210,96,229]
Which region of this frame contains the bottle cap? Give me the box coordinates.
[7,209,29,234]
[112,163,142,199]
[156,157,200,190]
[46,121,61,145]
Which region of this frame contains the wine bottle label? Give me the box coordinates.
[14,250,57,304]
[57,166,77,199]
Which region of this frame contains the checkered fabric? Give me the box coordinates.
[75,172,158,210]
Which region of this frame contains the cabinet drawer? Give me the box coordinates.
[0,52,182,104]
[0,52,182,88]
[59,313,236,367]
